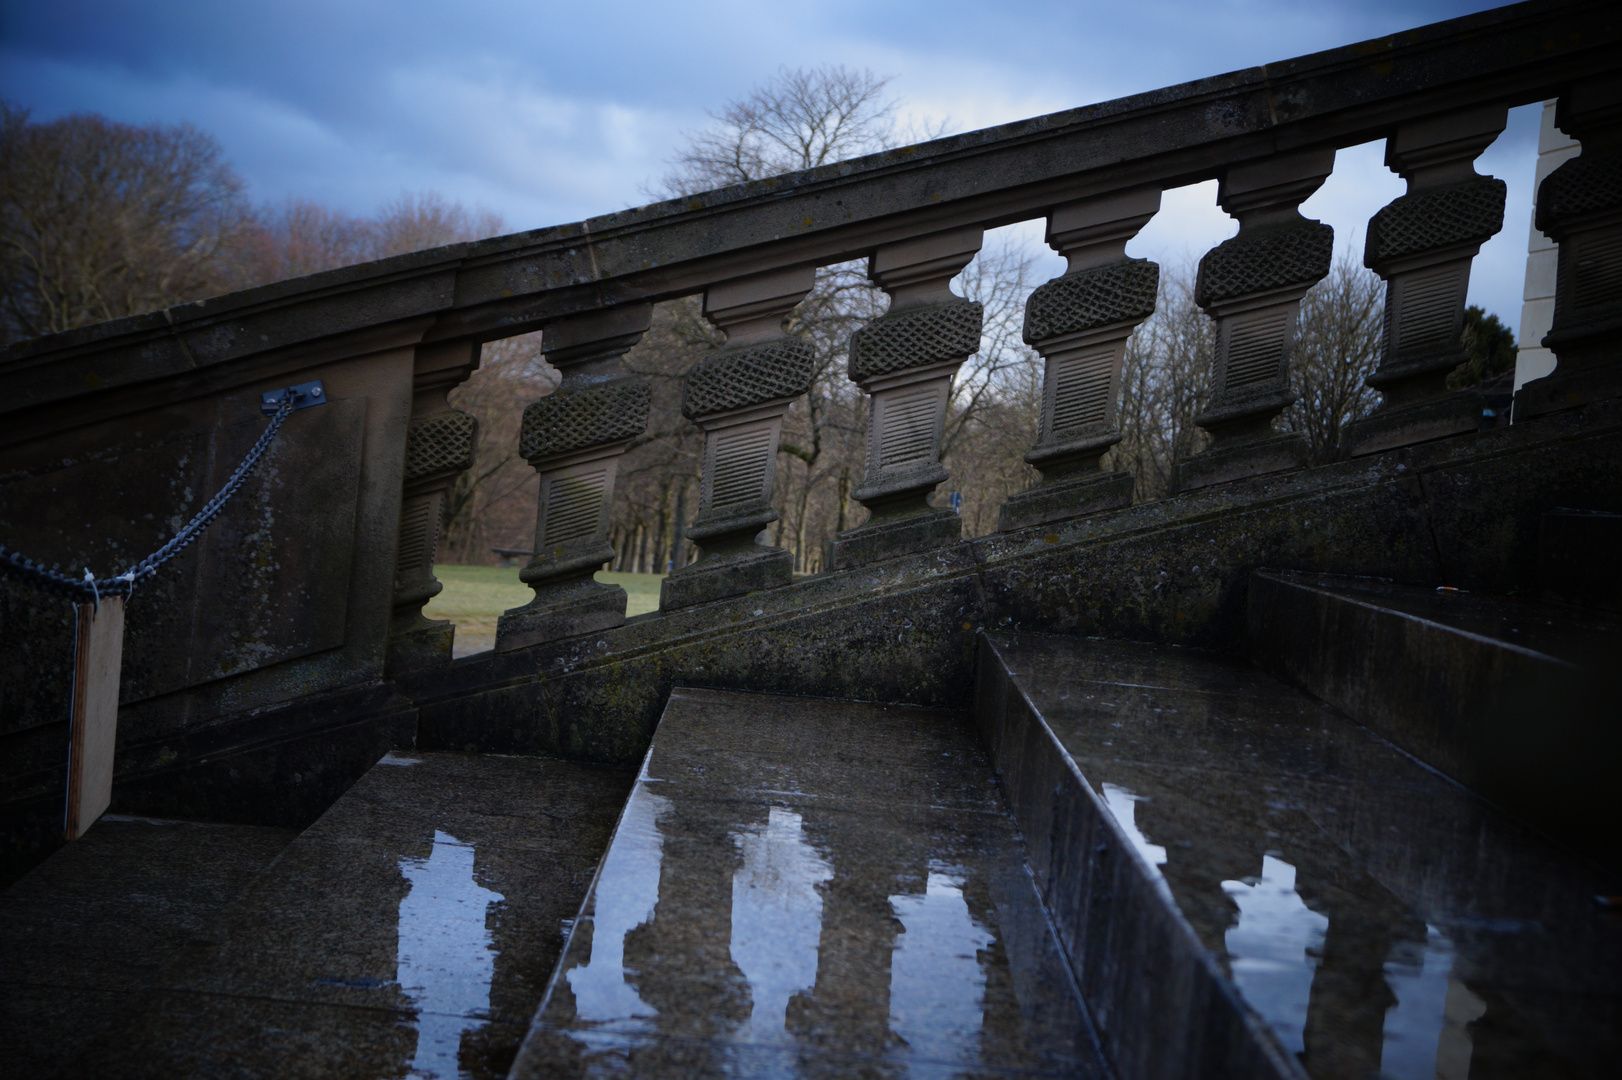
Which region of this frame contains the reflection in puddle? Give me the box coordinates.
[1221,855,1328,1058]
[1381,925,1485,1080]
[1101,783,1169,884]
[566,788,672,1032]
[397,830,504,1079]
[729,807,833,1046]
[889,867,996,1070]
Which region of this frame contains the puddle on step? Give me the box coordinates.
[729,806,832,1045]
[1107,781,1493,1079]
[396,829,504,1079]
[1221,854,1327,1057]
[888,866,996,1070]
[543,776,1092,1077]
[565,786,672,1036]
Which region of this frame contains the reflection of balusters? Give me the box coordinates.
[388,340,480,671]
[1000,190,1160,531]
[1345,107,1508,456]
[828,227,983,570]
[661,267,816,611]
[1175,151,1334,492]
[1517,79,1622,419]
[496,306,652,651]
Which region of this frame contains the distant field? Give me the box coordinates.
[425,564,665,657]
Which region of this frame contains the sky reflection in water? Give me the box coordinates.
[396,830,504,1080]
[1105,781,1487,1079]
[562,793,1003,1074]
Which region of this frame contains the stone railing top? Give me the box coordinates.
[2,0,1616,442]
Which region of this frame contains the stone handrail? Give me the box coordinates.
[1,0,1618,689]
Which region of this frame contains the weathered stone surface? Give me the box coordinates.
[1174,431,1308,492]
[1364,177,1506,265]
[827,507,961,572]
[659,545,791,612]
[402,400,1622,772]
[401,410,476,483]
[847,300,983,382]
[681,339,816,419]
[518,379,650,462]
[1022,259,1159,343]
[1195,221,1333,308]
[998,470,1134,532]
[1535,150,1622,236]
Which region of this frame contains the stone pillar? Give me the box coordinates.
[495,305,652,652]
[387,340,480,672]
[999,189,1161,532]
[1344,106,1508,456]
[1174,150,1335,492]
[827,227,984,570]
[661,266,816,611]
[1516,78,1622,419]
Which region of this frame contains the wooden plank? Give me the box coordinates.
[65,595,125,840]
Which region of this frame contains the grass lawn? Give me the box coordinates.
[425,564,665,657]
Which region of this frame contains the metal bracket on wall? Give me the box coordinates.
[260,380,329,415]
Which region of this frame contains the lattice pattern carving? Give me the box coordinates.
[1024,259,1159,344]
[1365,177,1506,266]
[519,379,650,462]
[848,299,983,382]
[403,410,476,483]
[1196,221,1334,308]
[1536,152,1622,236]
[682,339,817,419]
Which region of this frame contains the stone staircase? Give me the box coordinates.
[5,587,1618,1078]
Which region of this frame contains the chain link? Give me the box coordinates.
[0,395,296,607]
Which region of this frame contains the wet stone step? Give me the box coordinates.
[977,632,1622,1080]
[0,816,297,1079]
[511,687,1108,1079]
[1248,569,1622,866]
[53,750,634,1080]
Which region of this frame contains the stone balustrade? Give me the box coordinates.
[3,0,1619,692]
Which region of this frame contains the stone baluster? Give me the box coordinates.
[1517,78,1622,419]
[387,340,480,672]
[661,266,817,611]
[1175,150,1336,492]
[999,189,1161,532]
[827,227,984,570]
[495,305,652,651]
[1344,106,1509,456]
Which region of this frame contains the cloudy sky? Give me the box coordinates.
[1,0,1542,325]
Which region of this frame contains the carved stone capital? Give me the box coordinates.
[1024,260,1159,343]
[403,409,477,487]
[519,378,651,464]
[848,299,984,383]
[1365,177,1506,269]
[1195,221,1334,310]
[682,339,816,420]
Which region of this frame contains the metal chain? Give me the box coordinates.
[0,395,296,607]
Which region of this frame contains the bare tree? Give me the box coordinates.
[0,103,251,346]
[1281,252,1384,464]
[654,66,904,197]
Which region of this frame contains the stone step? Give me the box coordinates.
[32,749,632,1080]
[0,815,296,1078]
[510,687,1109,1079]
[975,632,1622,1080]
[1247,568,1622,866]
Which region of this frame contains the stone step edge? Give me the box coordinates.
[973,632,1305,1080]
